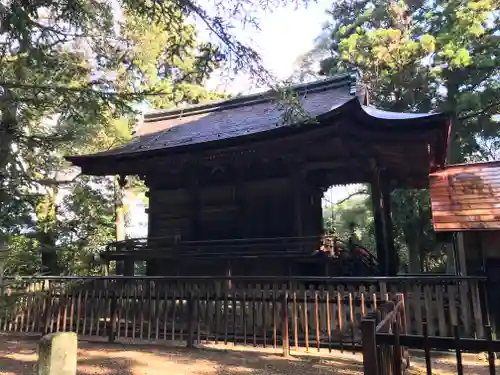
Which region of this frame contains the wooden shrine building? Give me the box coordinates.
[67,73,451,277]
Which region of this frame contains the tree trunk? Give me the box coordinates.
[443,71,461,163]
[37,189,60,275]
[408,239,420,273]
[420,251,426,273]
[0,25,27,180]
[446,246,456,274]
[0,102,18,184]
[114,177,126,242]
[114,177,126,275]
[41,246,59,275]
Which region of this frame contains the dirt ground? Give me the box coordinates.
[0,334,496,375]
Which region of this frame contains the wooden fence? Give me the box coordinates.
[0,275,489,353]
[362,297,498,375]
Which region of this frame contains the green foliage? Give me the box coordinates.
[56,177,115,275]
[272,84,319,126]
[324,193,376,252]
[323,187,451,273]
[4,236,41,276]
[1,0,268,275]
[319,0,500,161]
[390,190,450,273]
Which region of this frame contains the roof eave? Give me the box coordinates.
[66,100,451,176]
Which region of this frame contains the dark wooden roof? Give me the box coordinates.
[66,73,451,185]
[73,73,359,158]
[430,161,500,231]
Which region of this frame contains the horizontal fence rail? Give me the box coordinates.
[0,275,489,354]
[362,300,498,375]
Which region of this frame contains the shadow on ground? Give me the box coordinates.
[0,336,363,375]
[0,335,495,375]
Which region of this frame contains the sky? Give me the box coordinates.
[203,0,332,94]
[128,2,363,237]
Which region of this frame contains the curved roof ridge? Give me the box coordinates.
[143,72,356,122]
[362,105,440,119]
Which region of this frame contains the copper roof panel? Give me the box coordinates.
[430,161,500,231]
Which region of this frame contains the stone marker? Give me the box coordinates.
[37,332,77,375]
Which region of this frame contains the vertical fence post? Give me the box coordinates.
[485,325,496,375]
[186,291,195,348]
[108,287,117,343]
[398,294,410,369]
[423,322,432,374]
[361,318,378,375]
[43,281,52,334]
[392,321,402,375]
[282,292,289,357]
[454,325,464,375]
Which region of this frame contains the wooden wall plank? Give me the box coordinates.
[430,163,500,232]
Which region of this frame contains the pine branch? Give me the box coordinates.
[0,81,167,97]
[334,189,369,206]
[17,134,76,146]
[33,174,82,187]
[178,0,272,85]
[458,100,500,121]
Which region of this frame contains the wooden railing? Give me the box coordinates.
[105,236,330,256]
[362,296,498,375]
[362,295,409,374]
[103,235,376,263]
[0,275,489,354]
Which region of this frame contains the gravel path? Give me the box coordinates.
[0,334,496,375]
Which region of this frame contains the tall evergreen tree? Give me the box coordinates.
[0,1,235,275]
[319,0,500,161]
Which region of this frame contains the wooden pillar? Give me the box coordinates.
[115,260,124,275]
[371,168,397,276]
[145,261,155,276]
[361,318,378,374]
[103,261,109,276]
[454,232,468,276]
[371,175,387,275]
[124,259,134,276]
[382,186,398,276]
[313,190,324,235]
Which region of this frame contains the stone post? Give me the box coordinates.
[37,332,77,375]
